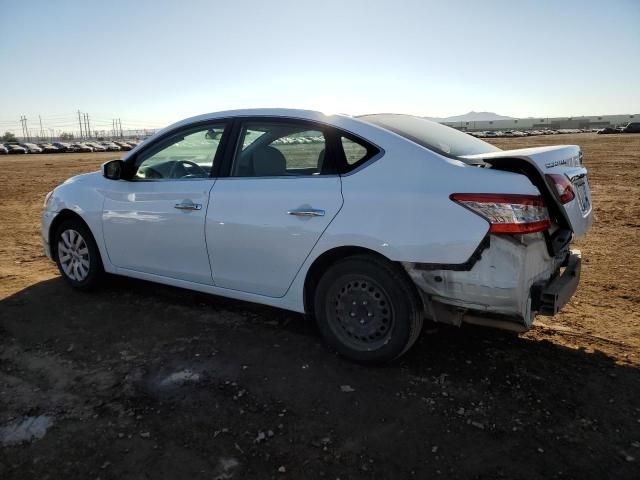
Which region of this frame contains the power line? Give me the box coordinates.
[2,111,160,141]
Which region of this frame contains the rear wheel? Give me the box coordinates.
[314,255,424,364]
[54,218,104,290]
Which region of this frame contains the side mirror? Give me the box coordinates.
[103,159,124,180]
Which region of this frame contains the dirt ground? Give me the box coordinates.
[0,134,638,479]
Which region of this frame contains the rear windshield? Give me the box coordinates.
[358,114,501,158]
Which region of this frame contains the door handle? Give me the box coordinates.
[174,201,202,211]
[287,208,325,217]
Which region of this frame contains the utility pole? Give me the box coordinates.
[83,113,91,138]
[39,115,44,140]
[77,110,84,139]
[118,118,123,138]
[111,119,116,138]
[20,116,30,141]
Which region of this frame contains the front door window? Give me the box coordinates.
[134,125,226,180]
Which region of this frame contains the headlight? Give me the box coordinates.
[43,191,53,208]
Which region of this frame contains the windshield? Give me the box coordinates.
[358,114,501,158]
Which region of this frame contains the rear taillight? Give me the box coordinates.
[450,193,551,234]
[546,174,575,204]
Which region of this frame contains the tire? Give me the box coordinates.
[54,218,104,290]
[313,254,424,364]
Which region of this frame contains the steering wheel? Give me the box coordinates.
[169,160,208,178]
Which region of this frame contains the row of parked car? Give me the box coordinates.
[0,140,141,155]
[596,122,640,134]
[469,128,593,138]
[466,122,640,138]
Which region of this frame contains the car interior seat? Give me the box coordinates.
[251,145,287,176]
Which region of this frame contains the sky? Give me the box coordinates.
[1,0,639,134]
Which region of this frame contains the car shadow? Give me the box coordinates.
[1,275,638,480]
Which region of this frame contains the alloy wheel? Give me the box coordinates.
[58,229,91,281]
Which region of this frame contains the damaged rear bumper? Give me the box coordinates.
[531,250,581,315]
[403,234,579,332]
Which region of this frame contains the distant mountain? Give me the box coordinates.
[424,111,514,122]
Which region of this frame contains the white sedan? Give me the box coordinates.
[42,109,593,363]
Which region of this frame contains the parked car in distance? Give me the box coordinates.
[4,142,27,154]
[114,141,132,151]
[42,109,593,363]
[52,142,75,152]
[21,143,43,153]
[70,143,93,153]
[621,122,640,133]
[101,142,121,151]
[0,144,8,154]
[38,143,60,153]
[597,127,620,134]
[85,142,107,152]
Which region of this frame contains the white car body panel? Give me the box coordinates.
[42,108,593,329]
[101,178,217,285]
[323,150,538,264]
[207,176,343,297]
[41,172,111,266]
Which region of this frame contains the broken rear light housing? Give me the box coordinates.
[545,173,575,204]
[450,193,551,234]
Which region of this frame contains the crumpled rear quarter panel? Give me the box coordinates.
[404,234,565,326]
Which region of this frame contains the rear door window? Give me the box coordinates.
[337,134,380,173]
[341,137,369,165]
[231,122,329,177]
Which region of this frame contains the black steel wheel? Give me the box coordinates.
[314,254,423,364]
[330,275,395,351]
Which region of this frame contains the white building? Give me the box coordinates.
[442,114,639,131]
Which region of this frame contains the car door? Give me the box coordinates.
[206,118,343,297]
[101,122,229,285]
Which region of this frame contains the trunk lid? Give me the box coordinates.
[461,145,593,237]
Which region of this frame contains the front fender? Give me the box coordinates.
[42,172,113,271]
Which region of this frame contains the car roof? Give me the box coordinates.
[121,108,393,161]
[163,108,350,129]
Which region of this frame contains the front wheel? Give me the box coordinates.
[314,255,424,364]
[54,218,104,290]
